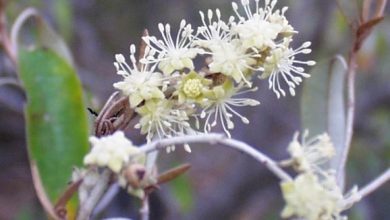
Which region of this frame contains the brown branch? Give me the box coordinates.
[361,0,372,22]
[338,0,387,188]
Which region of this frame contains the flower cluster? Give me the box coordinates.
[280,131,360,220]
[286,130,335,173]
[84,131,144,173]
[84,131,156,197]
[281,172,357,220]
[113,0,314,145]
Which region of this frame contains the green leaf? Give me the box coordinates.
[19,48,89,218]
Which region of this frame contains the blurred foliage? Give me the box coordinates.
[52,0,73,40]
[15,203,45,220]
[169,173,194,213]
[0,0,389,220]
[6,0,73,41]
[301,60,328,136]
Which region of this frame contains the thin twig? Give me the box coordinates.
[140,195,149,220]
[139,133,292,181]
[374,0,387,18]
[338,51,357,188]
[362,0,372,22]
[337,0,387,189]
[91,183,120,218]
[343,168,390,207]
[77,170,111,220]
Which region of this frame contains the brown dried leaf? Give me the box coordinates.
[354,16,384,51]
[54,178,83,218]
[138,29,149,62]
[157,163,191,185]
[357,16,384,36]
[94,92,135,137]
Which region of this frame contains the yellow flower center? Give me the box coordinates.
[183,78,203,98]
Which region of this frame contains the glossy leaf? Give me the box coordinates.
[19,48,89,218]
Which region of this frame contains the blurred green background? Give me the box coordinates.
[0,0,389,219]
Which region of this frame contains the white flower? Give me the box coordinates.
[287,130,335,173]
[84,131,142,173]
[268,6,295,35]
[281,172,348,220]
[231,0,283,49]
[261,40,315,98]
[135,99,194,152]
[142,20,199,75]
[201,80,260,138]
[194,9,260,86]
[113,45,165,108]
[207,39,260,86]
[194,9,233,48]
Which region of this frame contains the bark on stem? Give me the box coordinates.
[77,170,111,220]
[139,133,292,181]
[343,168,390,207]
[338,52,357,188]
[140,195,149,220]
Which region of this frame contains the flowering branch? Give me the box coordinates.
[139,133,292,181]
[343,168,390,207]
